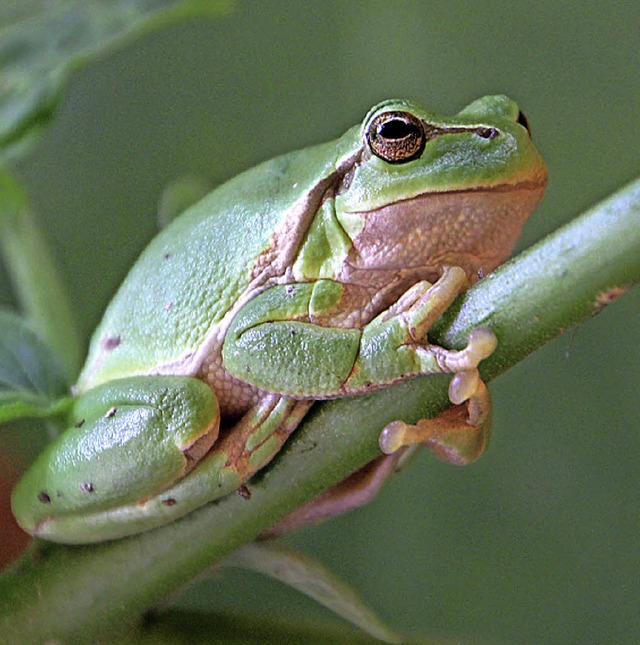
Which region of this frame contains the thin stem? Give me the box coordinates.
[0,178,638,643]
[0,169,82,380]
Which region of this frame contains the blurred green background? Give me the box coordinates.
[1,1,639,643]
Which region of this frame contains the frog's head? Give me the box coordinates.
[334,95,548,280]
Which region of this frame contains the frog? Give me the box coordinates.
[11,95,547,544]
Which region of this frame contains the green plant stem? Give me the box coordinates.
[0,178,638,644]
[0,169,81,379]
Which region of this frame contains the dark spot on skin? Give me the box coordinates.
[102,335,121,351]
[296,441,319,455]
[81,483,95,493]
[163,253,171,260]
[477,267,486,280]
[236,485,251,500]
[162,498,177,506]
[105,407,117,418]
[75,419,85,428]
[286,285,294,295]
[38,492,51,503]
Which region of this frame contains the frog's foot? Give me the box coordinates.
[379,327,496,465]
[216,395,313,483]
[379,379,491,465]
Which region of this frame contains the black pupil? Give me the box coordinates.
[477,127,498,139]
[378,119,415,140]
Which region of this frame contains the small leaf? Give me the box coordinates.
[0,310,70,423]
[128,609,411,644]
[224,542,403,644]
[0,0,232,161]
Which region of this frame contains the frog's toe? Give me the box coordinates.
[437,327,497,373]
[379,420,412,455]
[466,327,498,363]
[448,369,480,405]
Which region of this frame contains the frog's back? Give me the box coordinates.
[77,137,357,390]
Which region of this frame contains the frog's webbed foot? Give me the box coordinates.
[217,394,313,482]
[379,327,496,465]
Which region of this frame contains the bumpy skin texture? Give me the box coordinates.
[12,96,547,543]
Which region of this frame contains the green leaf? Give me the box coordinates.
[0,0,232,161]
[121,609,416,644]
[224,542,403,643]
[0,309,70,423]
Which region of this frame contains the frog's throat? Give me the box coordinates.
[342,180,546,280]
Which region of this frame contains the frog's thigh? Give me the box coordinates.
[380,380,491,465]
[263,452,404,536]
[92,395,315,535]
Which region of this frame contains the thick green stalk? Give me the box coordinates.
[0,178,638,644]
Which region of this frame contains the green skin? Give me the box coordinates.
[11,95,547,543]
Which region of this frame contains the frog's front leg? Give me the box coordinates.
[224,266,496,467]
[379,378,492,465]
[361,266,496,465]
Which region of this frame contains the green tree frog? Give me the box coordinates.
[11,95,547,543]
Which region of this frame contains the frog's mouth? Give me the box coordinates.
[345,180,546,278]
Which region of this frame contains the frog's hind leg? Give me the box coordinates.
[34,394,314,542]
[158,394,310,501]
[147,395,313,525]
[215,394,313,486]
[263,451,406,536]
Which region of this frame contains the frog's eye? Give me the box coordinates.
[366,111,426,164]
[516,110,532,136]
[475,127,499,140]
